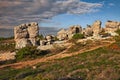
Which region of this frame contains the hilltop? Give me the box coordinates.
[0,20,120,80]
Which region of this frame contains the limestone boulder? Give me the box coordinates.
[28,22,39,38]
[57,29,68,40]
[40,40,47,46]
[46,35,52,41]
[15,39,32,49]
[14,22,39,49]
[14,25,29,39]
[29,38,37,46]
[67,25,82,39]
[82,25,93,37]
[105,21,120,35]
[92,20,101,37]
[45,35,53,45]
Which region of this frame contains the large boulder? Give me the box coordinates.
[45,35,54,45]
[57,29,68,40]
[14,22,39,49]
[82,25,93,37]
[27,22,39,38]
[15,39,32,49]
[40,40,47,46]
[92,20,102,38]
[67,25,82,39]
[14,25,29,39]
[105,20,120,36]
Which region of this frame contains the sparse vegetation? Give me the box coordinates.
[0,41,119,80]
[67,42,86,53]
[114,29,120,42]
[0,37,15,52]
[0,34,119,80]
[72,33,85,39]
[115,29,120,35]
[38,34,44,40]
[52,44,66,53]
[16,46,42,61]
[0,36,14,41]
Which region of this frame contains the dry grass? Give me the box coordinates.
[0,38,119,80]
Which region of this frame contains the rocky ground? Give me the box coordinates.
[0,52,16,61]
[0,37,114,69]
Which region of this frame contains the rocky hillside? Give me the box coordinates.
[0,36,119,80]
[0,20,120,80]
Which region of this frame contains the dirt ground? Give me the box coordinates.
[0,39,114,69]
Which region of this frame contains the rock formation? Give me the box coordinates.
[82,25,93,37]
[105,20,120,36]
[14,22,39,49]
[40,40,47,46]
[92,20,102,38]
[45,35,54,45]
[57,25,82,40]
[57,29,68,40]
[67,25,82,39]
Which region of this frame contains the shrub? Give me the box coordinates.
[38,34,44,40]
[72,33,85,39]
[0,36,14,41]
[16,46,41,61]
[54,36,59,41]
[0,43,15,52]
[115,29,120,35]
[0,37,15,52]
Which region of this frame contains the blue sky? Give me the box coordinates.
[0,0,120,29]
[40,0,120,28]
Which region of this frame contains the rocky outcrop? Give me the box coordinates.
[14,22,39,49]
[67,25,82,39]
[82,25,93,37]
[57,29,68,40]
[92,20,102,38]
[57,25,82,40]
[45,35,54,45]
[40,40,47,46]
[39,35,54,46]
[105,20,120,36]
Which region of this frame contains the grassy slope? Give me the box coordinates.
[0,42,120,80]
[0,38,15,52]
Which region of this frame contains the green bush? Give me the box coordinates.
[72,33,85,39]
[0,43,15,52]
[0,36,14,41]
[115,29,120,35]
[38,34,44,40]
[16,46,41,61]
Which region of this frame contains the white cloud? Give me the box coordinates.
[0,0,103,28]
[108,3,115,6]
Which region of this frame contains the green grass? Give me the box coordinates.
[0,37,15,52]
[72,33,85,39]
[0,44,120,80]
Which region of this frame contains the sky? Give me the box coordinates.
[0,0,120,29]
